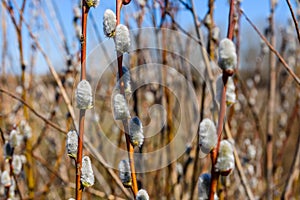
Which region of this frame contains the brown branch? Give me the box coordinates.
[190,83,206,200]
[266,2,276,199]
[224,123,255,200]
[281,124,300,199]
[240,9,300,85]
[286,0,300,44]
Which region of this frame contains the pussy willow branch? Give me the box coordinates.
[286,0,300,44]
[240,9,300,86]
[75,1,89,200]
[209,1,235,199]
[1,3,131,197]
[115,0,138,197]
[209,74,228,200]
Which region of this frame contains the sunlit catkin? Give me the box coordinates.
[1,170,11,187]
[103,9,117,37]
[215,140,235,176]
[118,159,132,187]
[66,130,78,159]
[12,155,23,175]
[113,93,130,120]
[115,24,130,53]
[218,38,237,74]
[129,116,144,147]
[80,156,95,187]
[9,130,20,148]
[136,189,149,200]
[76,80,93,109]
[199,118,217,154]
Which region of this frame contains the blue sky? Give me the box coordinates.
[0,0,296,74]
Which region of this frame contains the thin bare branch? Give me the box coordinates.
[240,9,300,85]
[286,0,300,44]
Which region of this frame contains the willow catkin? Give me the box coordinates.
[216,75,236,106]
[118,159,132,187]
[66,130,78,159]
[115,24,130,53]
[81,156,95,187]
[215,140,235,176]
[76,80,93,109]
[199,118,217,154]
[136,189,150,200]
[1,170,11,187]
[218,38,237,73]
[113,93,130,120]
[103,9,116,37]
[198,173,211,200]
[129,116,144,147]
[12,155,23,175]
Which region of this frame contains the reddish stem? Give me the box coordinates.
[75,2,89,200]
[116,0,138,197]
[209,74,229,200]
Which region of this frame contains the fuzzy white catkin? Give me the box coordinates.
[113,94,130,120]
[85,0,99,8]
[215,140,235,174]
[66,130,78,159]
[19,120,32,139]
[12,155,23,175]
[81,156,95,187]
[199,118,217,154]
[1,171,11,187]
[129,116,144,147]
[118,159,132,187]
[198,173,211,200]
[116,66,132,96]
[76,80,93,109]
[216,75,236,106]
[218,38,237,72]
[103,9,116,37]
[136,189,149,200]
[115,24,130,53]
[9,130,20,148]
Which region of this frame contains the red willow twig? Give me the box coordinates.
[209,0,235,199]
[115,0,138,197]
[75,1,89,199]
